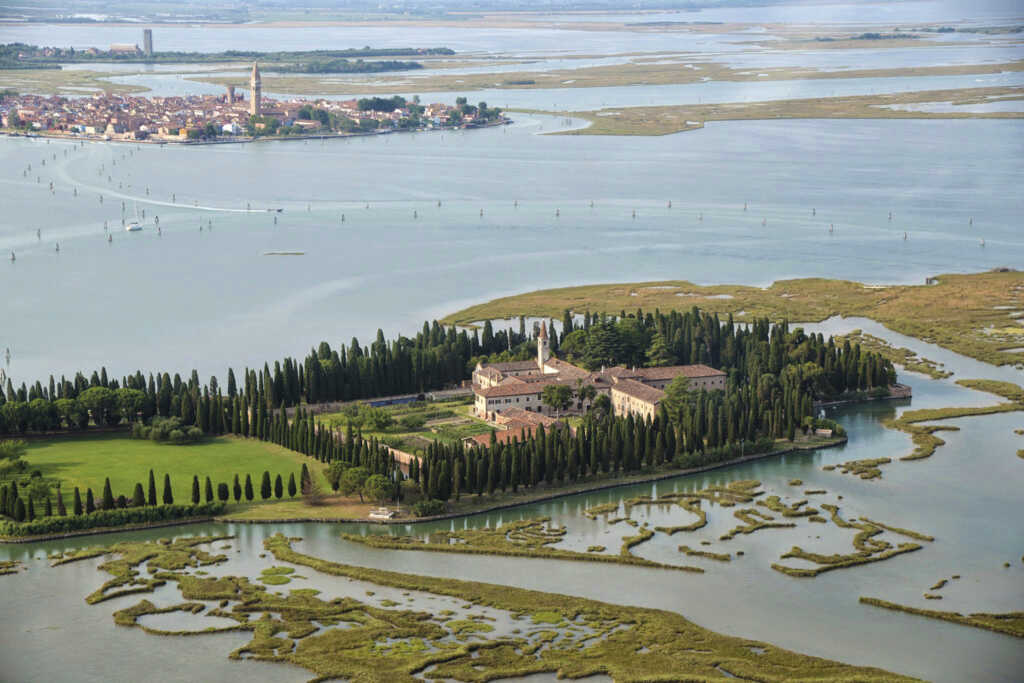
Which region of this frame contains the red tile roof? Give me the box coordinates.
[611,378,665,404]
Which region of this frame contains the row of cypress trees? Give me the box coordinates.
[0,308,894,438]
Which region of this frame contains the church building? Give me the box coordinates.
[472,322,726,421]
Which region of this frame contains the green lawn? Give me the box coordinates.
[19,434,327,503]
[316,397,491,453]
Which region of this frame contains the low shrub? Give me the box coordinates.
[412,499,447,517]
[0,502,225,537]
[130,417,204,444]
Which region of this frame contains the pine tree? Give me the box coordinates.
[85,488,95,514]
[244,474,254,501]
[192,476,200,504]
[162,474,173,505]
[132,483,146,507]
[287,473,297,497]
[73,487,83,515]
[147,469,157,506]
[102,477,115,510]
[274,474,283,499]
[205,476,213,503]
[233,474,242,502]
[261,471,272,499]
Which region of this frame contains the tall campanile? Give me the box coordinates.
[249,62,261,116]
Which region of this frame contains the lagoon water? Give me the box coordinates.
[1,4,1023,681]
[1,115,1022,383]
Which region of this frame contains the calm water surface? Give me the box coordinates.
[0,7,1022,680]
[1,116,1022,382]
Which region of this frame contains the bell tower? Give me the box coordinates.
[537,321,550,369]
[249,62,262,116]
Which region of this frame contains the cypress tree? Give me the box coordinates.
[244,474,254,501]
[85,488,95,513]
[162,474,173,505]
[147,469,157,506]
[274,474,283,499]
[233,474,242,502]
[101,477,115,510]
[300,463,310,491]
[240,400,250,436]
[132,483,146,507]
[13,497,25,522]
[205,476,213,503]
[73,487,83,515]
[287,473,297,497]
[191,475,200,504]
[56,488,67,516]
[261,471,272,499]
[44,497,53,517]
[27,497,35,521]
[217,482,229,502]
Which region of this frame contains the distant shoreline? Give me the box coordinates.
[0,118,511,147]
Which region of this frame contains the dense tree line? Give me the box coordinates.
[0,318,504,436]
[408,392,843,505]
[0,308,896,521]
[0,502,226,538]
[0,309,892,438]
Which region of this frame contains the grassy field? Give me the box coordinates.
[0,69,148,96]
[316,397,490,455]
[544,85,1024,136]
[19,434,327,504]
[443,270,1024,367]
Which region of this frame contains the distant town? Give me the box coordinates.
[0,64,506,143]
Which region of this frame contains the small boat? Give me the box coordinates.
[9,251,14,262]
[125,201,144,232]
[368,507,395,520]
[263,251,305,256]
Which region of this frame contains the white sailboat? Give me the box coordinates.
[125,201,144,232]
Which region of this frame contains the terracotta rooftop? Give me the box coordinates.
[469,425,534,447]
[543,358,589,379]
[634,364,725,380]
[611,378,666,404]
[487,360,540,373]
[495,408,559,428]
